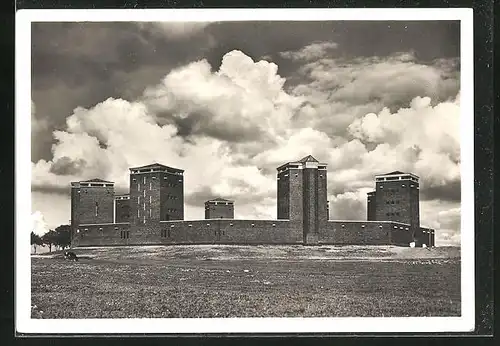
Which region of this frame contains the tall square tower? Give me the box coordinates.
[277,155,328,244]
[129,163,184,228]
[70,178,115,234]
[374,171,420,232]
[205,198,234,219]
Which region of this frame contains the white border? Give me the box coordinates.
[16,8,474,334]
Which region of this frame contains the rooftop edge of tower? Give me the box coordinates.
[276,156,328,171]
[71,178,115,187]
[374,172,420,181]
[129,162,184,173]
[205,197,234,204]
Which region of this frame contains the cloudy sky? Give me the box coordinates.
[30,21,461,245]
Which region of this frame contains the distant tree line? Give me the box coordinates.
[31,225,71,253]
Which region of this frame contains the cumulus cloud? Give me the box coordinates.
[33,98,223,192]
[31,211,49,236]
[438,207,461,230]
[319,93,461,246]
[348,95,461,199]
[32,191,72,230]
[279,41,339,61]
[31,47,462,245]
[329,190,371,221]
[419,201,461,246]
[291,53,459,137]
[143,50,304,143]
[252,127,334,169]
[435,207,461,246]
[311,93,460,205]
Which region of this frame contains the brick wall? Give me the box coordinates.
[129,170,184,226]
[73,219,423,247]
[158,219,302,245]
[289,168,304,222]
[409,182,420,235]
[128,221,163,244]
[415,226,434,247]
[129,173,141,226]
[130,172,162,226]
[73,219,303,246]
[367,191,376,221]
[303,167,318,242]
[277,170,289,219]
[70,185,80,234]
[115,198,130,223]
[317,167,328,238]
[374,178,420,237]
[318,220,413,246]
[391,223,414,246]
[72,223,131,247]
[160,171,184,221]
[375,180,410,224]
[78,185,114,224]
[413,227,423,246]
[71,218,432,248]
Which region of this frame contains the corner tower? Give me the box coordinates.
[277,155,328,244]
[374,171,420,235]
[70,178,115,237]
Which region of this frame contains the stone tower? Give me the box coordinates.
[373,171,420,238]
[70,178,115,237]
[129,163,184,230]
[205,198,234,219]
[276,155,328,244]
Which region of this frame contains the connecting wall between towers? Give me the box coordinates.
[72,220,434,247]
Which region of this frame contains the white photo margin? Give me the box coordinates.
[15,7,474,334]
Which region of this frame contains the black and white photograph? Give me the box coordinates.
[16,9,474,334]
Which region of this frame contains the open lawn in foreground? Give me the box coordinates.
[31,245,461,318]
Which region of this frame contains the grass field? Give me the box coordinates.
[31,245,461,319]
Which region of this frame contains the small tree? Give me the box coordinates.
[42,230,57,253]
[54,225,71,250]
[30,232,43,254]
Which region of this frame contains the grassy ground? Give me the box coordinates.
[31,245,461,319]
